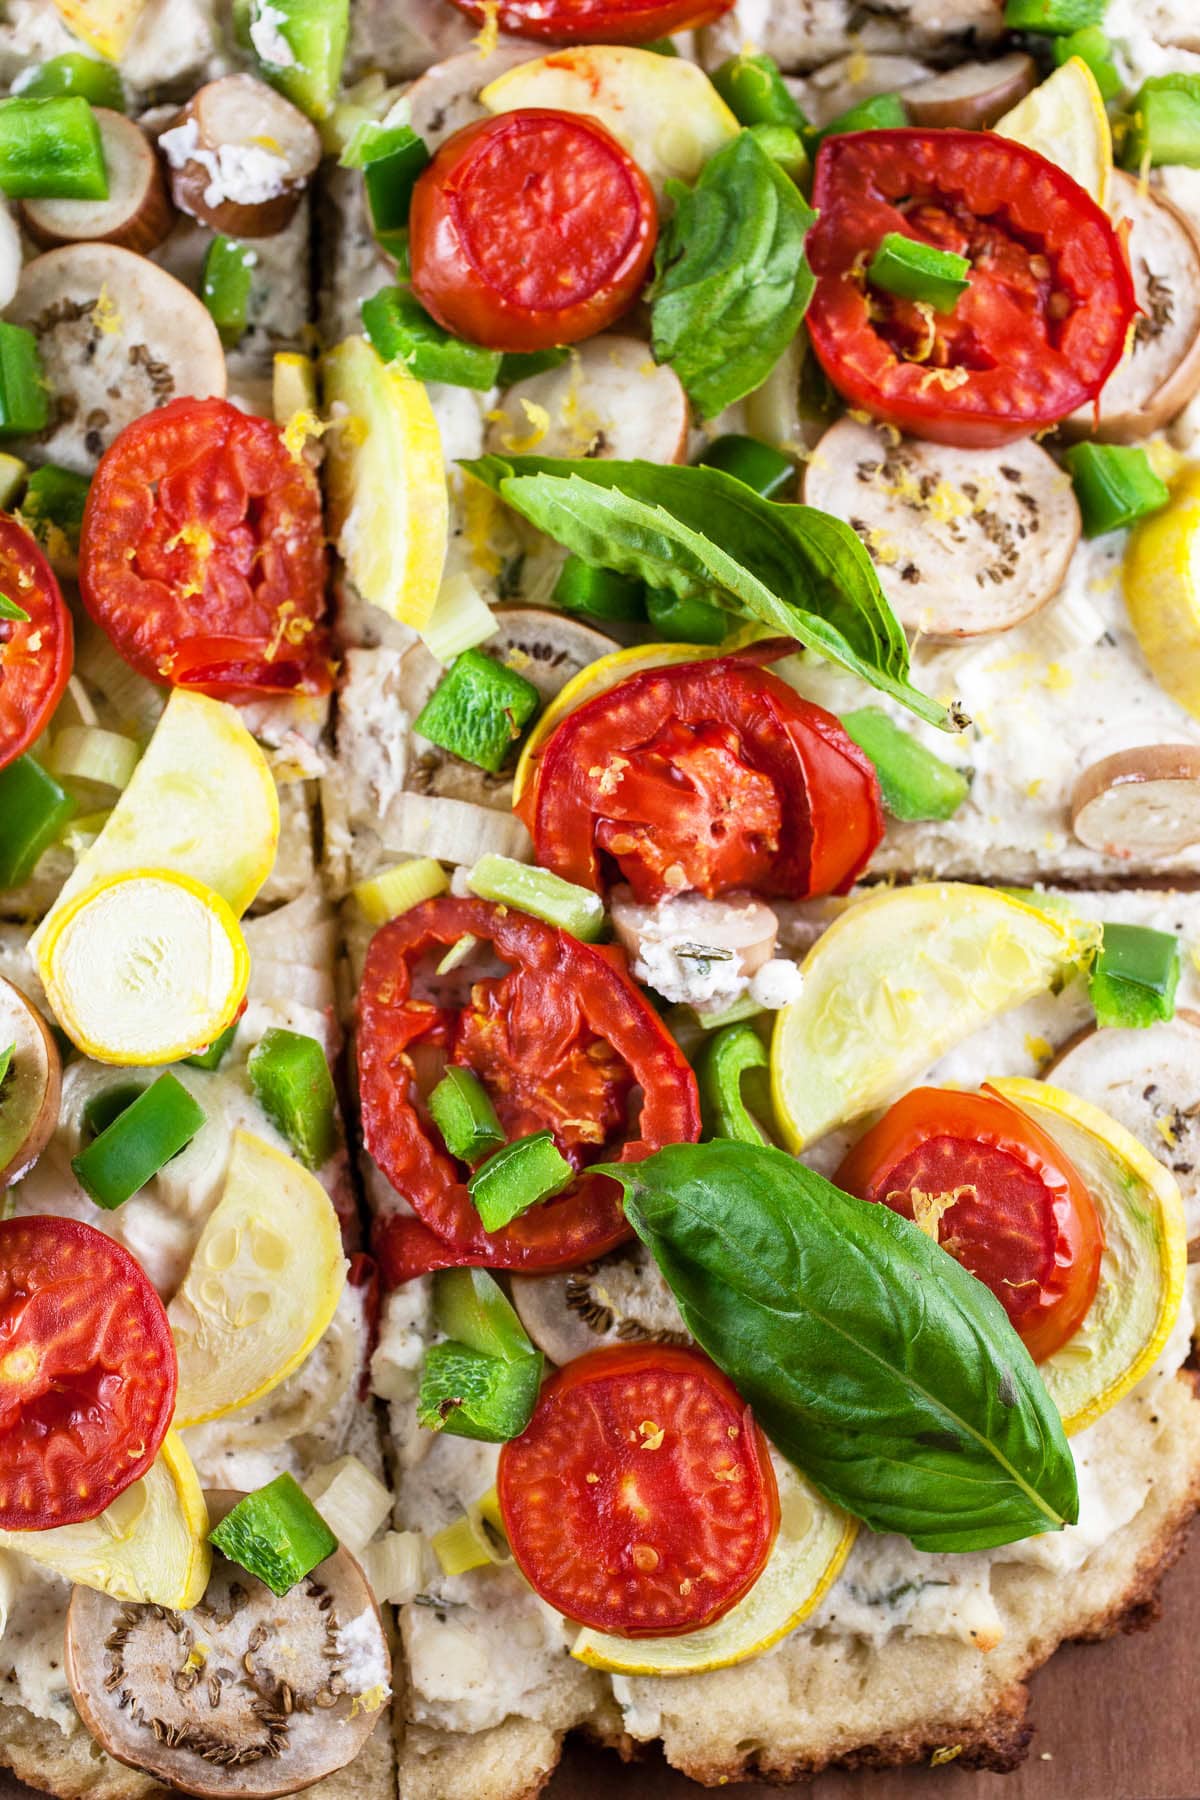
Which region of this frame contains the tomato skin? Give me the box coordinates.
[835,1086,1104,1362]
[518,642,882,903]
[360,897,700,1279]
[0,516,72,774]
[807,130,1138,449]
[498,1344,779,1636]
[447,0,735,40]
[410,110,658,353]
[0,1216,177,1529]
[79,397,332,698]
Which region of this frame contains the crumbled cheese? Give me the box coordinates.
[336,1609,392,1697]
[159,115,291,211]
[248,0,296,67]
[748,957,804,1011]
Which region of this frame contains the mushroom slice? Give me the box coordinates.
[485,336,689,465]
[66,1491,390,1800]
[7,244,226,474]
[404,43,535,148]
[160,75,321,239]
[509,1242,688,1367]
[0,974,61,1188]
[488,605,619,702]
[901,53,1036,128]
[1072,746,1200,857]
[793,53,933,127]
[609,887,781,980]
[803,417,1079,637]
[19,111,174,253]
[1065,171,1200,442]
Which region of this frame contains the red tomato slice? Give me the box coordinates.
[359,897,700,1280]
[806,130,1138,448]
[447,0,735,40]
[78,397,332,698]
[410,110,657,353]
[498,1344,778,1636]
[0,1216,177,1529]
[517,642,882,903]
[0,515,72,774]
[835,1086,1104,1361]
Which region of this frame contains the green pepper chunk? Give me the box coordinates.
[17,55,124,109]
[868,232,971,314]
[210,1474,338,1596]
[840,708,969,821]
[1089,923,1181,1029]
[645,586,730,645]
[813,92,907,145]
[414,648,541,774]
[202,236,256,348]
[184,1020,239,1070]
[352,124,430,232]
[697,1021,772,1145]
[1004,0,1105,31]
[21,464,89,559]
[0,324,50,435]
[417,1341,544,1443]
[429,1066,505,1162]
[0,757,75,889]
[553,555,645,621]
[747,122,810,183]
[361,286,502,389]
[711,52,808,131]
[434,1267,537,1363]
[247,1027,339,1169]
[1054,27,1121,100]
[498,347,570,384]
[695,433,794,498]
[1062,443,1170,537]
[1122,75,1200,170]
[72,1074,207,1209]
[468,1130,573,1233]
[0,96,107,199]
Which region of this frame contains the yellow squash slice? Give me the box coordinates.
[1124,467,1200,719]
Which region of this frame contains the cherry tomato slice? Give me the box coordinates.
[447,0,735,40]
[806,130,1138,448]
[79,397,332,699]
[0,1215,177,1529]
[359,897,700,1280]
[0,515,72,774]
[499,1344,778,1636]
[410,110,658,353]
[836,1086,1104,1362]
[517,642,882,903]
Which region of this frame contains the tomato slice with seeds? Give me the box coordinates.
[359,897,700,1280]
[447,0,735,40]
[410,110,658,353]
[0,515,72,774]
[79,397,332,699]
[499,1344,778,1637]
[807,130,1138,448]
[835,1086,1104,1362]
[517,642,882,903]
[0,1215,177,1530]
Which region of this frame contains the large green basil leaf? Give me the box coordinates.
[462,455,957,730]
[602,1140,1078,1552]
[650,131,816,419]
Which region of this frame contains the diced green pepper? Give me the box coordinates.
[1122,74,1200,169]
[839,708,970,821]
[1062,443,1170,537]
[465,852,606,941]
[434,1267,536,1364]
[414,648,541,774]
[1054,27,1120,100]
[696,433,795,499]
[642,36,680,55]
[0,757,75,889]
[247,1027,339,1169]
[498,347,570,385]
[645,586,730,645]
[17,55,124,110]
[361,286,502,389]
[352,124,430,233]
[210,1473,338,1595]
[202,236,255,348]
[71,1073,207,1209]
[0,96,107,199]
[1089,923,1181,1029]
[81,1080,144,1140]
[429,1065,505,1163]
[711,52,807,131]
[242,0,349,121]
[747,122,809,182]
[184,1020,239,1070]
[553,554,645,621]
[1004,0,1105,32]
[21,464,89,559]
[697,1021,772,1145]
[813,92,907,144]
[868,232,971,314]
[0,325,49,435]
[417,1340,543,1442]
[468,1130,573,1233]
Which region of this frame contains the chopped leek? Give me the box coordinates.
[1054,27,1120,100]
[71,1073,207,1209]
[436,933,478,975]
[46,726,139,794]
[247,1027,339,1170]
[209,1473,338,1596]
[353,857,448,925]
[814,92,907,143]
[421,571,499,664]
[361,1529,424,1602]
[466,853,605,941]
[430,1512,492,1575]
[304,1455,392,1554]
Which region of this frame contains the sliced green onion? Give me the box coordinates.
[1122,75,1200,171]
[1054,27,1121,101]
[498,347,570,385]
[417,1340,543,1442]
[209,1473,338,1596]
[553,555,645,621]
[434,1267,536,1363]
[353,857,448,925]
[814,92,907,144]
[184,1020,238,1070]
[46,725,139,794]
[645,587,730,645]
[21,463,90,561]
[202,236,255,349]
[1089,923,1181,1029]
[1062,443,1170,537]
[1004,0,1105,32]
[16,55,125,109]
[414,648,541,775]
[711,52,807,131]
[71,1073,206,1210]
[248,1027,339,1170]
[697,1021,771,1145]
[0,593,28,621]
[839,708,969,821]
[304,1455,392,1553]
[747,122,809,182]
[868,232,971,314]
[0,96,107,199]
[0,325,50,435]
[466,852,606,941]
[436,932,478,975]
[468,1130,573,1233]
[362,285,502,389]
[429,1066,505,1163]
[0,756,75,888]
[241,0,349,122]
[0,453,28,509]
[421,571,499,663]
[353,124,430,233]
[696,433,795,499]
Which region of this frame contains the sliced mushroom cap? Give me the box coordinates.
[484,336,689,466]
[1072,745,1200,857]
[803,417,1080,637]
[7,243,226,474]
[66,1491,390,1800]
[0,974,61,1188]
[488,605,619,701]
[404,43,535,148]
[901,53,1036,129]
[609,886,780,979]
[509,1242,688,1367]
[792,53,932,127]
[160,75,321,239]
[19,111,174,253]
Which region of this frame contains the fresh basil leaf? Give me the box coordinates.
[602,1140,1078,1552]
[463,454,957,729]
[650,131,817,419]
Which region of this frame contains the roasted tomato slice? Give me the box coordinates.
[0,1215,177,1529]
[517,642,882,903]
[79,397,332,698]
[0,515,72,774]
[446,0,735,40]
[499,1344,779,1636]
[359,896,700,1279]
[836,1086,1104,1361]
[410,110,657,352]
[806,130,1138,448]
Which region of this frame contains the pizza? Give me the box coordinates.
[0,3,1198,1799]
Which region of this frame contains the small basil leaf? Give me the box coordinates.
[601,1140,1078,1552]
[650,131,816,419]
